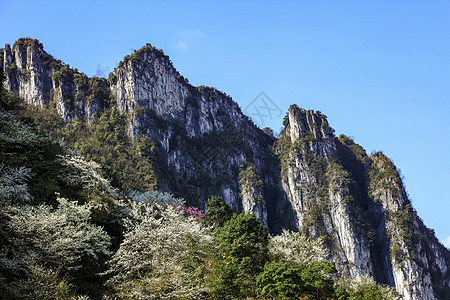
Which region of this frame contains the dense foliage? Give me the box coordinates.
[104,201,215,299]
[27,103,160,191]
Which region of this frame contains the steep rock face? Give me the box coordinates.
[275,105,450,299]
[278,105,374,279]
[2,39,109,121]
[287,107,337,157]
[3,41,52,108]
[2,38,449,300]
[238,162,268,228]
[368,153,450,300]
[109,45,256,138]
[107,45,276,215]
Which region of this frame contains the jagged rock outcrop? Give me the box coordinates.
[238,162,268,228]
[2,38,449,300]
[3,41,52,108]
[276,105,449,299]
[278,106,373,279]
[368,153,450,300]
[2,39,109,121]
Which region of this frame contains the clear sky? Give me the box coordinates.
[1,0,449,246]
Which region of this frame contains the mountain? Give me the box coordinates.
[2,38,449,300]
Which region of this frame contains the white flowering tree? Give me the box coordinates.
[338,275,402,299]
[4,263,92,300]
[0,196,111,277]
[104,200,215,299]
[58,155,118,198]
[0,164,33,203]
[0,104,126,298]
[268,229,328,268]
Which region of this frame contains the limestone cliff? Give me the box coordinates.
[277,106,373,279]
[2,39,286,229]
[2,38,449,299]
[276,105,450,299]
[368,152,450,300]
[2,39,109,122]
[105,44,289,229]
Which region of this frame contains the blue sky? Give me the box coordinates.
[1,0,449,246]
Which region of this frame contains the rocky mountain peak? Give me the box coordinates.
[285,104,337,158]
[3,38,51,108]
[3,38,110,122]
[287,105,333,141]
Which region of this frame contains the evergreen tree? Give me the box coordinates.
[202,196,233,228]
[212,213,269,298]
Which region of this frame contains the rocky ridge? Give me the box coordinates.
[2,38,449,299]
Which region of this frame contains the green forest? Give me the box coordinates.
[0,67,402,299]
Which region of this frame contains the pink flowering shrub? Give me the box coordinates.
[183,206,204,220]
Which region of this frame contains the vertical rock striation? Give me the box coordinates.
[2,38,109,121]
[106,44,281,226]
[277,105,373,279]
[368,153,450,300]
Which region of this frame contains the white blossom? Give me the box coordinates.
[0,196,112,275]
[105,199,215,299]
[127,189,184,206]
[6,263,91,300]
[341,275,403,299]
[0,164,33,203]
[268,229,328,267]
[58,155,118,197]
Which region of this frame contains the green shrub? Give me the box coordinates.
[203,196,233,228]
[7,62,17,74]
[256,261,304,299]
